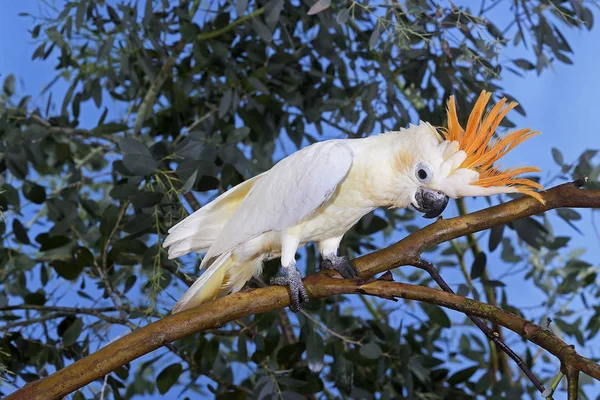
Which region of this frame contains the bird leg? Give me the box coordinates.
[270,260,309,313]
[320,255,358,279]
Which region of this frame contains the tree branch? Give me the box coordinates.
[411,259,544,392]
[565,365,580,400]
[7,180,600,399]
[0,305,136,329]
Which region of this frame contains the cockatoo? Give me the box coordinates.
[164,91,544,313]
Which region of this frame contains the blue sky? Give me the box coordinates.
[1,1,599,399]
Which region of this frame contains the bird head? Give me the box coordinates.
[397,90,544,219]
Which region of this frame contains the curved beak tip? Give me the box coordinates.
[415,188,449,219]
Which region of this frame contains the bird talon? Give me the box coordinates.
[270,277,288,286]
[320,255,358,279]
[270,262,309,312]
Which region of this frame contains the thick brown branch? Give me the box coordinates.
[9,275,600,399]
[7,181,600,399]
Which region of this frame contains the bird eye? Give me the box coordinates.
[415,163,432,184]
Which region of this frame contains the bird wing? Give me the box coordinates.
[163,172,266,259]
[202,140,354,266]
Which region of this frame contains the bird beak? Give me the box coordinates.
[412,187,449,219]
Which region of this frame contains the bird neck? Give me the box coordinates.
[346,132,415,209]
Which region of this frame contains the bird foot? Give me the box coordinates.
[270,262,309,313]
[320,255,358,279]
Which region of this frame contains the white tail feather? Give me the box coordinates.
[172,251,233,314]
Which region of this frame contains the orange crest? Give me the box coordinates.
[442,91,544,203]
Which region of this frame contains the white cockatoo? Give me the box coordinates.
[164,91,544,313]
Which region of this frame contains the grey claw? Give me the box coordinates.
[270,264,309,313]
[321,255,358,279]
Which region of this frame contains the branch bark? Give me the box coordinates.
[7,180,600,399]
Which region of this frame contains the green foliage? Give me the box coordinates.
[0,0,599,399]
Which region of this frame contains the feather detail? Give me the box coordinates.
[441,91,545,203]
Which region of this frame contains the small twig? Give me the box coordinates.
[98,203,130,322]
[0,305,119,313]
[99,375,109,400]
[183,192,201,212]
[11,113,121,144]
[411,259,545,393]
[278,310,297,344]
[1,314,69,331]
[161,260,195,286]
[542,371,564,399]
[0,305,143,327]
[300,310,361,346]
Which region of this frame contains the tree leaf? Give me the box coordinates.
[143,0,153,25]
[488,224,504,252]
[470,252,487,280]
[334,355,353,393]
[6,147,29,180]
[360,342,382,359]
[513,58,535,70]
[265,0,283,30]
[23,182,46,204]
[156,363,182,394]
[119,137,152,156]
[481,279,506,288]
[282,391,306,400]
[130,192,164,208]
[93,123,128,135]
[73,246,94,267]
[52,260,84,280]
[421,303,451,328]
[356,214,388,235]
[336,8,350,25]
[252,19,273,43]
[513,218,546,249]
[3,74,16,96]
[306,330,324,373]
[448,365,479,384]
[219,89,233,118]
[36,234,71,251]
[236,0,248,16]
[248,77,270,95]
[181,169,198,194]
[256,375,276,398]
[175,137,205,160]
[122,154,157,176]
[369,23,381,50]
[307,0,331,15]
[75,0,87,31]
[98,34,115,61]
[62,317,83,346]
[13,219,31,245]
[557,208,582,221]
[25,290,46,306]
[581,6,594,30]
[552,147,564,166]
